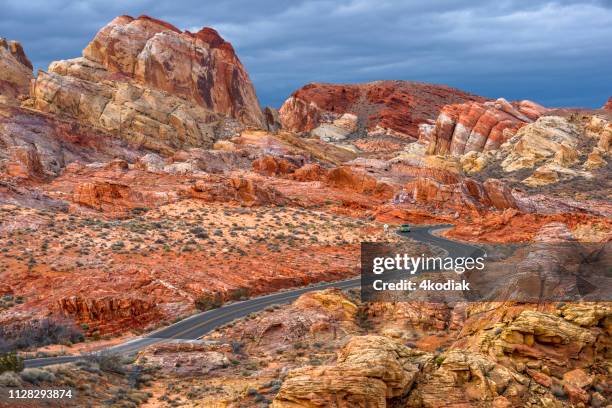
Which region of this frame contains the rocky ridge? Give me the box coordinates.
[28,15,264,154]
[279,81,485,142]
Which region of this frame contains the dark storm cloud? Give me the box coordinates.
[1,0,611,107]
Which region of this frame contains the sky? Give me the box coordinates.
[1,0,611,108]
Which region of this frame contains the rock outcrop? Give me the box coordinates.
[272,335,432,408]
[30,15,264,154]
[279,81,484,140]
[82,15,263,126]
[239,289,359,347]
[399,176,517,212]
[0,105,141,180]
[603,97,612,111]
[140,342,230,376]
[499,115,610,186]
[425,98,548,155]
[0,38,33,105]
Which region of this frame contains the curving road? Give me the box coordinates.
[25,225,482,368]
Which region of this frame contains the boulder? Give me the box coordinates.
[272,335,432,408]
[5,145,45,179]
[252,155,298,176]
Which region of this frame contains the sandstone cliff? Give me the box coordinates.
[425,98,548,155]
[29,15,264,154]
[0,38,33,105]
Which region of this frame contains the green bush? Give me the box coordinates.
[0,352,24,374]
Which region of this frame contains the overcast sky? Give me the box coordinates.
[1,0,611,108]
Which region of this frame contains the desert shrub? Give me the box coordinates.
[0,318,84,353]
[84,353,124,374]
[227,288,249,300]
[20,368,56,384]
[230,341,244,355]
[0,371,22,387]
[195,292,223,311]
[0,352,24,374]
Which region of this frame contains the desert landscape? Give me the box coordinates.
[0,12,610,408]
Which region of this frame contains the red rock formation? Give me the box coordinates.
[57,295,160,334]
[279,81,485,139]
[82,15,263,127]
[5,146,45,179]
[73,181,136,212]
[29,15,265,154]
[0,37,33,105]
[326,166,394,199]
[426,98,548,155]
[401,176,517,212]
[604,97,612,111]
[58,295,157,322]
[0,105,141,181]
[252,155,297,176]
[292,163,327,182]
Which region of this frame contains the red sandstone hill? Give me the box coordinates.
[604,97,612,111]
[25,15,265,154]
[278,80,486,139]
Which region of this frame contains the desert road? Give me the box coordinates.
[25,225,482,368]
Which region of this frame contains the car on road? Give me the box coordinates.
[398,224,411,233]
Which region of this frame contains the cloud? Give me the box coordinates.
[0,0,611,108]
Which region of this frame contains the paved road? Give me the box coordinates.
[25,224,481,368]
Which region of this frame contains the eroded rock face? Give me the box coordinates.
[140,342,231,376]
[399,176,517,212]
[272,335,433,408]
[0,38,33,105]
[603,97,612,111]
[82,15,263,126]
[279,81,484,140]
[0,105,141,180]
[57,295,159,333]
[239,289,360,347]
[426,98,548,155]
[499,115,610,186]
[30,15,264,154]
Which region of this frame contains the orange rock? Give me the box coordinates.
[427,98,547,155]
[5,146,45,179]
[280,81,484,139]
[73,181,135,211]
[563,382,589,405]
[562,368,593,389]
[252,155,298,176]
[83,15,264,127]
[0,37,32,105]
[292,163,326,182]
[325,166,394,199]
[526,368,552,387]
